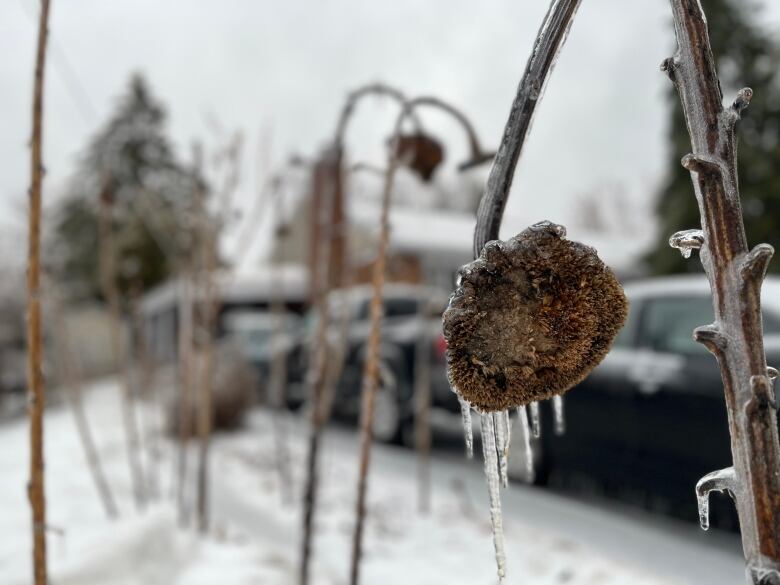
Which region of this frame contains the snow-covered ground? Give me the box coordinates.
[0,379,744,584]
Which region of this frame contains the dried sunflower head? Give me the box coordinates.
[443,221,628,412]
[392,132,445,182]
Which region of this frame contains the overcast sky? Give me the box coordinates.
[2,1,779,263]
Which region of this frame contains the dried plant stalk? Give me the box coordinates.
[98,181,147,511]
[50,299,119,519]
[300,150,342,585]
[349,93,493,585]
[195,167,216,534]
[666,1,780,581]
[26,1,51,581]
[473,0,582,255]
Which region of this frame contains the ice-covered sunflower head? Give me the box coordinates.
[443,220,628,412]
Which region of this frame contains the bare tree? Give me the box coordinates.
[666,1,780,581]
[25,1,52,582]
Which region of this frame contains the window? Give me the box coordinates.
[356,297,420,320]
[639,296,713,355]
[612,297,641,348]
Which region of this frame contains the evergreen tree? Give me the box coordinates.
[50,74,202,300]
[647,0,780,275]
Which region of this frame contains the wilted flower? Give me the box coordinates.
[443,220,628,412]
[392,132,444,182]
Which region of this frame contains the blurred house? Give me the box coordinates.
[268,183,649,293]
[138,265,309,364]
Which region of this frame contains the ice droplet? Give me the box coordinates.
[516,406,535,483]
[669,229,704,259]
[768,366,778,382]
[480,413,507,585]
[458,395,474,459]
[696,491,710,531]
[695,467,736,531]
[529,402,541,439]
[553,395,565,435]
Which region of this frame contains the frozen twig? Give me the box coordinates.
[473,0,582,257]
[98,179,147,512]
[349,94,492,585]
[466,2,581,583]
[26,2,52,580]
[666,1,780,581]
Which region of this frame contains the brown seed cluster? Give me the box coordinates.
[393,132,445,182]
[443,221,628,412]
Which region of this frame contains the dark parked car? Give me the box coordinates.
[531,275,780,527]
[290,284,451,443]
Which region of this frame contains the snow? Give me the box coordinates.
[0,377,744,584]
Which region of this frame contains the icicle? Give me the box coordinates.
[768,366,778,382]
[552,395,566,435]
[669,229,704,259]
[480,413,507,585]
[493,412,509,489]
[529,402,541,438]
[695,467,737,531]
[503,409,512,454]
[458,395,474,459]
[515,406,535,483]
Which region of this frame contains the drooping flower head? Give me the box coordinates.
[444,220,628,412]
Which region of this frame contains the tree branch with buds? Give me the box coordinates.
[666,1,780,582]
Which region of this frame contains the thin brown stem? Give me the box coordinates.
[195,153,216,534]
[98,181,147,512]
[176,273,194,524]
[299,150,342,585]
[26,2,51,581]
[50,298,119,519]
[667,2,780,581]
[473,0,582,257]
[414,318,433,514]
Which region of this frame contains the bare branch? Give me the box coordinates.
[667,1,780,580]
[26,2,52,582]
[473,0,582,257]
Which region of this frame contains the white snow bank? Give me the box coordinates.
[0,378,743,584]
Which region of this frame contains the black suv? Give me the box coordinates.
[532,275,780,528]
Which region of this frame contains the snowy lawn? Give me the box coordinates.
[0,378,743,584]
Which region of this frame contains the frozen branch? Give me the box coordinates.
[666,1,780,581]
[473,0,582,257]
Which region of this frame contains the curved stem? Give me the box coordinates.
[334,82,420,149]
[473,0,582,257]
[403,96,495,170]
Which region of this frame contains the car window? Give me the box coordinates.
[638,296,713,355]
[612,297,641,349]
[356,297,420,320]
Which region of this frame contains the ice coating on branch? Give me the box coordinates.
[529,402,541,438]
[553,395,566,435]
[481,414,507,584]
[458,395,474,459]
[695,467,737,531]
[669,229,704,259]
